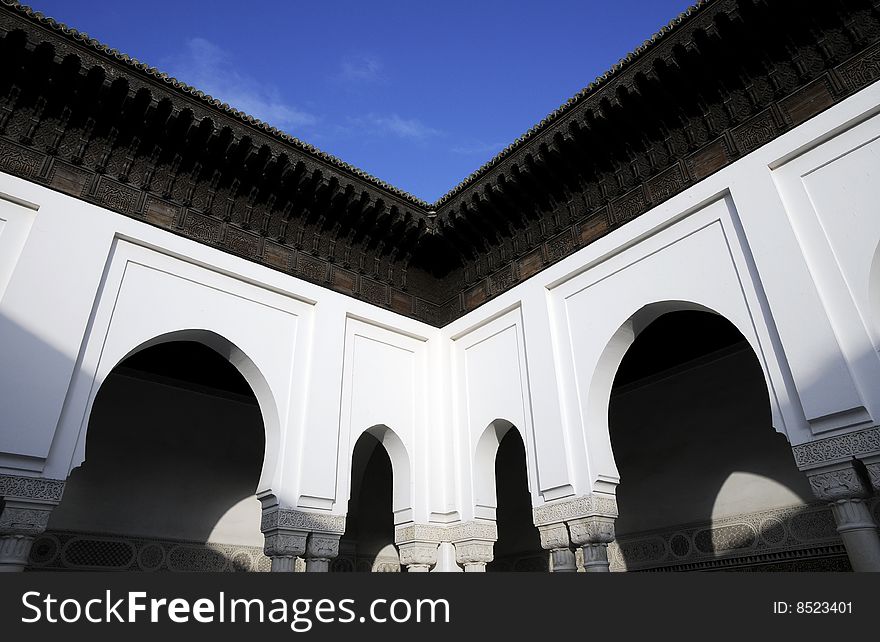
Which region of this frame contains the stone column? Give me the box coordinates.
[533,492,618,573]
[449,521,497,572]
[568,516,615,572]
[260,498,346,573]
[792,427,880,573]
[394,523,441,572]
[805,464,880,572]
[304,533,341,572]
[0,475,65,573]
[538,522,576,572]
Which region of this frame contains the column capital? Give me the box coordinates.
[304,532,341,572]
[260,505,345,572]
[537,522,577,572]
[0,475,65,572]
[804,463,872,502]
[567,515,615,546]
[394,523,443,572]
[448,520,497,572]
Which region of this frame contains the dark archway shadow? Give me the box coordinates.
[336,432,399,572]
[608,310,846,572]
[488,428,545,572]
[31,340,267,571]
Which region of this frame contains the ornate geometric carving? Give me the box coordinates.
[95,179,138,214]
[225,228,262,259]
[394,523,445,544]
[807,467,871,502]
[488,265,515,295]
[305,533,340,560]
[0,140,41,177]
[0,506,52,534]
[791,426,880,469]
[545,230,575,261]
[610,187,648,224]
[532,493,618,526]
[182,212,222,245]
[453,540,494,568]
[0,475,65,502]
[359,277,387,306]
[397,542,439,569]
[260,508,346,535]
[446,521,498,543]
[263,532,307,559]
[607,502,845,572]
[537,523,570,551]
[27,530,271,572]
[647,164,685,202]
[839,42,880,89]
[296,254,328,283]
[568,515,615,546]
[732,110,777,155]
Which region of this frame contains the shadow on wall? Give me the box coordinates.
[338,432,399,572]
[607,310,848,572]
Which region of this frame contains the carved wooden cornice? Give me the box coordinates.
[1,0,879,326]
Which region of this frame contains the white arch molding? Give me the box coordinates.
[586,300,785,488]
[69,329,282,495]
[352,424,413,525]
[473,419,527,521]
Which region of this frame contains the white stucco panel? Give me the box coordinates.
[553,196,788,491]
[47,239,312,497]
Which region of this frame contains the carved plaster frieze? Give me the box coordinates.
[453,541,494,566]
[0,505,53,535]
[446,520,497,543]
[537,523,570,551]
[395,521,497,546]
[0,475,65,503]
[394,523,445,544]
[397,542,439,568]
[305,533,341,560]
[263,532,307,559]
[260,508,346,535]
[532,493,618,527]
[806,466,871,502]
[568,516,616,546]
[866,462,880,494]
[792,426,880,469]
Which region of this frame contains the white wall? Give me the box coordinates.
[2,80,880,535]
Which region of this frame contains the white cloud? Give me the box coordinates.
[338,54,384,83]
[348,113,442,141]
[162,38,317,132]
[450,140,505,155]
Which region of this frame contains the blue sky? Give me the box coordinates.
[25,0,695,202]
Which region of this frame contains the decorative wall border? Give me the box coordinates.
[605,501,867,572]
[532,493,619,527]
[792,425,880,469]
[27,530,272,572]
[0,474,65,502]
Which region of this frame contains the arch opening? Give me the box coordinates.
[475,422,544,572]
[335,431,400,572]
[606,308,834,571]
[30,338,271,572]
